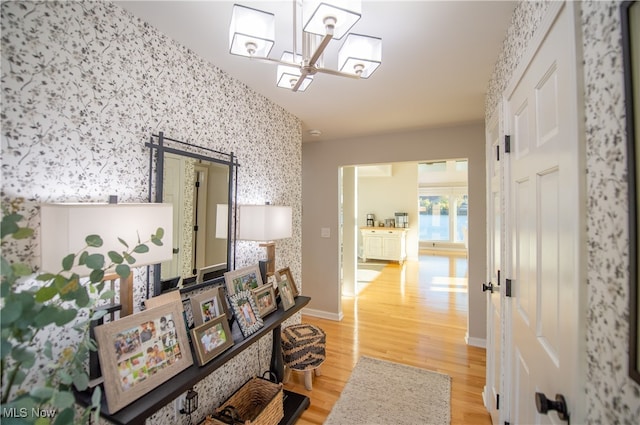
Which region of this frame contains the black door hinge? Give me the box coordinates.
[505,135,511,153]
[505,422,510,425]
[505,279,513,297]
[496,144,500,161]
[497,393,500,410]
[195,181,200,188]
[497,269,501,286]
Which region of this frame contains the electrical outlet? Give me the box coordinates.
[174,392,187,417]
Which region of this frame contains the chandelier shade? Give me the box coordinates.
[277,52,313,91]
[302,0,362,39]
[229,0,381,92]
[338,33,382,78]
[229,4,275,57]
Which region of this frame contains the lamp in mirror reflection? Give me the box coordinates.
[238,204,292,277]
[40,203,173,316]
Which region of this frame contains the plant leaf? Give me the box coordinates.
[115,264,130,279]
[73,370,90,391]
[53,406,75,425]
[133,244,149,254]
[30,386,54,401]
[85,253,104,270]
[108,250,124,264]
[123,252,136,264]
[78,251,88,266]
[61,253,75,271]
[1,301,22,325]
[13,226,34,239]
[12,262,32,277]
[118,237,129,248]
[85,234,103,248]
[35,285,58,303]
[89,269,105,284]
[0,212,22,238]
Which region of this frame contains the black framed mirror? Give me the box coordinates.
[146,132,239,297]
[622,0,640,385]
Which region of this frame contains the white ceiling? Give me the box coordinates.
[115,1,517,143]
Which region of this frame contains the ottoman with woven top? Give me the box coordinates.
[281,323,326,390]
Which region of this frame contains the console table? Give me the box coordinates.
[75,296,311,425]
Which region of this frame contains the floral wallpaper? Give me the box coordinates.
[1,1,301,424]
[486,0,640,423]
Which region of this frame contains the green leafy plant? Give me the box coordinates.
[0,200,165,424]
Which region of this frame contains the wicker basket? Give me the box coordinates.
[205,376,283,425]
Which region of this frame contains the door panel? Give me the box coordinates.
[506,2,584,423]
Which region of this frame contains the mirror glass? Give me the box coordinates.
[147,133,237,296]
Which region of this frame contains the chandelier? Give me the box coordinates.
[229,1,382,92]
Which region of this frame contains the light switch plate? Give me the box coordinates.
[321,227,330,238]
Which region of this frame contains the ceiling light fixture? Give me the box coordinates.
[229,1,382,92]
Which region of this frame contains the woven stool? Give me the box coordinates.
[281,324,326,390]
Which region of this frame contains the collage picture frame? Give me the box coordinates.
[94,300,193,413]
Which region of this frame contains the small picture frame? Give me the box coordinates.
[190,286,230,327]
[228,290,264,337]
[252,284,278,317]
[94,300,193,413]
[224,264,263,295]
[144,290,182,311]
[277,277,296,311]
[191,314,234,366]
[275,267,299,297]
[196,262,227,284]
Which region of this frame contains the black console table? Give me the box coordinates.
[75,296,311,425]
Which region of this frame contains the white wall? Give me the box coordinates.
[302,123,487,342]
[357,162,419,260]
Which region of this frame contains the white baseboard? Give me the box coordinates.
[302,307,343,321]
[466,335,486,348]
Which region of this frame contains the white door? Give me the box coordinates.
[485,110,502,425]
[506,2,585,424]
[162,153,184,280]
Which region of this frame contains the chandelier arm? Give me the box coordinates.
[315,67,362,79]
[308,33,333,67]
[291,68,310,92]
[248,56,299,67]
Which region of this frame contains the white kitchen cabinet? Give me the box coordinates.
[360,227,407,263]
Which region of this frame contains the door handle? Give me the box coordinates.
[535,392,569,422]
[482,282,494,293]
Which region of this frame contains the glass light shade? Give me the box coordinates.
[276,52,313,91]
[40,203,173,276]
[229,4,275,57]
[238,205,292,241]
[302,0,361,40]
[338,33,382,78]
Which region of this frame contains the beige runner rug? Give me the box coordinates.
[324,356,451,425]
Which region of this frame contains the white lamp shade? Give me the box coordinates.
[338,33,382,78]
[302,0,361,40]
[238,205,292,241]
[229,4,275,57]
[277,52,313,91]
[40,203,173,276]
[215,204,228,239]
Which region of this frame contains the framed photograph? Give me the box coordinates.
[191,314,234,366]
[144,290,182,311]
[196,262,227,284]
[275,267,299,297]
[190,286,230,327]
[228,290,264,337]
[277,277,296,311]
[252,284,277,317]
[224,264,263,295]
[94,300,193,413]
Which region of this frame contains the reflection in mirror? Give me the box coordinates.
[147,133,238,297]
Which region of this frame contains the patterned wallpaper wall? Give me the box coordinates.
[1,1,301,424]
[485,0,640,422]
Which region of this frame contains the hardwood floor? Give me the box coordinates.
[283,254,491,425]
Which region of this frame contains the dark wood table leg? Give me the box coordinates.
[271,324,284,382]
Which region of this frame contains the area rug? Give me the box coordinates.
[325,356,451,425]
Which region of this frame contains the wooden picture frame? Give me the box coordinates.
[228,290,264,337]
[94,300,193,413]
[622,0,640,385]
[275,267,299,297]
[191,314,234,366]
[144,290,182,311]
[277,277,296,311]
[252,284,278,317]
[190,286,230,327]
[224,264,263,295]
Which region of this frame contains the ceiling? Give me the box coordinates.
[115,1,517,143]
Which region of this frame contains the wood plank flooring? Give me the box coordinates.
[283,254,491,425]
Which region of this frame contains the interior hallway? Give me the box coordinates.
[284,253,490,424]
